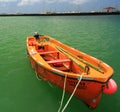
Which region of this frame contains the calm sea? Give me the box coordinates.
[0,15,120,112]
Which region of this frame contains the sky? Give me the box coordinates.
[0,0,120,14]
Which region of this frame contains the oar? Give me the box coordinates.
[57,46,104,73]
[56,46,85,70]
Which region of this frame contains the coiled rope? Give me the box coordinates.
[58,73,84,112]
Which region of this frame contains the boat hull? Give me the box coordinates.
[28,55,104,108]
[26,35,115,109]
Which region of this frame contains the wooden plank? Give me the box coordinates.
[47,59,71,64]
[39,51,59,55]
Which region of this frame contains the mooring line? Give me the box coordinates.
[58,75,67,112]
[60,73,84,112]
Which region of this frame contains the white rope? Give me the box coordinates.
[47,81,54,88]
[35,71,41,81]
[61,73,84,112]
[30,48,37,55]
[57,75,67,112]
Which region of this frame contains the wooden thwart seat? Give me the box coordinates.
[47,59,71,64]
[39,51,59,55]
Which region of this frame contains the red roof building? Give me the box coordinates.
[103,7,117,12]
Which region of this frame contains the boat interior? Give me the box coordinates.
[28,37,86,74]
[28,37,107,78]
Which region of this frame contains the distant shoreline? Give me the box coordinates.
[0,12,120,16]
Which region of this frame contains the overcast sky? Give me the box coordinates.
[0,0,120,13]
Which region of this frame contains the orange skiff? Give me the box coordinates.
[26,34,117,109]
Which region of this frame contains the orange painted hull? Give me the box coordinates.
[26,35,114,108]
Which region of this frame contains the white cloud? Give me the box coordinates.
[70,0,92,4]
[43,0,92,4]
[18,0,41,6]
[18,0,92,6]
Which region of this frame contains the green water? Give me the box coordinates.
[0,15,120,112]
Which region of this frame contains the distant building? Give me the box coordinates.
[102,7,118,12]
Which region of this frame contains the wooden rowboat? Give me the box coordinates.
[26,33,117,109]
